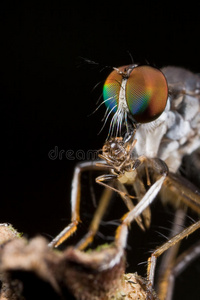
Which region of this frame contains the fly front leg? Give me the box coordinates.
[133,176,151,229]
[48,160,109,248]
[113,157,168,249]
[114,175,167,251]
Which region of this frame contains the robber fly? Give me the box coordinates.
[49,64,200,299]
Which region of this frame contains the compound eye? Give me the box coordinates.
[103,65,128,113]
[126,66,168,123]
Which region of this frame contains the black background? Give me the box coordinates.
[1,1,200,299]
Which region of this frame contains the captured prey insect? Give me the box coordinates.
[49,64,200,299]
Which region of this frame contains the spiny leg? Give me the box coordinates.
[48,160,109,248]
[147,220,200,296]
[115,175,167,250]
[113,157,168,249]
[165,240,200,300]
[112,164,200,297]
[153,172,200,298]
[76,156,159,251]
[156,209,186,300]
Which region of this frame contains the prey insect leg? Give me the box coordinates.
[48,160,109,248]
[96,173,145,231]
[76,169,147,250]
[103,157,168,250]
[70,167,144,250]
[76,187,113,250]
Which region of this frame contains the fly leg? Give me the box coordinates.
[48,160,109,248]
[114,175,166,251]
[148,171,200,298]
[113,157,168,249]
[156,209,186,299]
[133,176,151,229]
[165,240,200,300]
[146,220,200,299]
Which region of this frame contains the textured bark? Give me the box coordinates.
[0,224,157,300]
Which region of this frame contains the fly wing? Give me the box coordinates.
[160,171,200,214]
[181,147,200,189]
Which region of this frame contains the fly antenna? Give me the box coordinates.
[126,50,135,64]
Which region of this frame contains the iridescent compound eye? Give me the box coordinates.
[103,65,168,124]
[126,65,168,123]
